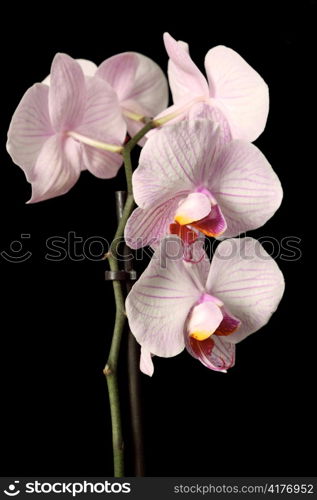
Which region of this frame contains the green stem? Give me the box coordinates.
[104,120,154,477]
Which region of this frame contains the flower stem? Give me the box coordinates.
[122,109,148,123]
[127,329,145,475]
[67,131,124,153]
[116,190,145,476]
[104,120,155,477]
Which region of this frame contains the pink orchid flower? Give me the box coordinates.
[126,236,285,375]
[161,32,269,142]
[95,52,169,138]
[7,53,126,203]
[125,119,283,249]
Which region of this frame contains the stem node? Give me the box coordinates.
[103,364,112,376]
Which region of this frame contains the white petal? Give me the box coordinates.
[7,83,53,180]
[206,238,285,343]
[205,45,269,141]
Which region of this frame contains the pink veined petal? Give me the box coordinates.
[76,59,97,76]
[81,146,123,179]
[185,335,235,372]
[42,58,98,85]
[79,77,126,141]
[209,140,283,237]
[28,134,82,203]
[126,236,207,358]
[174,192,211,226]
[163,32,209,103]
[150,98,232,148]
[120,53,168,116]
[151,97,233,150]
[96,53,138,102]
[49,53,86,132]
[6,83,53,180]
[98,49,167,118]
[75,76,126,178]
[133,119,220,209]
[191,203,227,237]
[140,347,154,377]
[124,198,182,249]
[205,45,269,141]
[187,101,233,146]
[206,237,285,343]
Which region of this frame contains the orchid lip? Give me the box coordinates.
[174,190,227,237]
[187,298,224,342]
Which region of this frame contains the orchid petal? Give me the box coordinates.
[210,140,283,237]
[78,76,126,143]
[97,52,168,117]
[28,134,82,203]
[81,146,123,179]
[205,45,269,141]
[163,32,209,103]
[151,99,232,147]
[42,58,97,85]
[133,119,220,209]
[96,53,138,102]
[126,236,207,357]
[140,347,154,377]
[75,76,125,178]
[125,198,182,249]
[187,101,233,146]
[206,238,285,343]
[49,53,86,132]
[6,83,53,180]
[185,335,235,372]
[121,54,168,116]
[76,59,98,76]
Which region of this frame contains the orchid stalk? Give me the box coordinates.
[103,120,154,477]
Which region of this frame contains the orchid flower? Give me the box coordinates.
[125,119,282,249]
[7,53,126,202]
[160,32,269,142]
[126,236,285,375]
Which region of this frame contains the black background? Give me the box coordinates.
[1,1,314,477]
